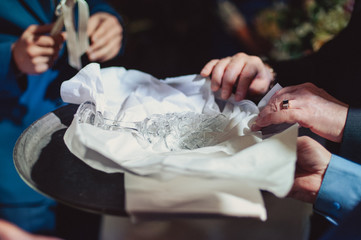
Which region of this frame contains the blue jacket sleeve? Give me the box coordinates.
[314,154,361,224]
[0,40,26,98]
[0,0,124,99]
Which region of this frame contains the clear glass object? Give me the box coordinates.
[76,101,229,151]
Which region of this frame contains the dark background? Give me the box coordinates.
[105,0,250,79]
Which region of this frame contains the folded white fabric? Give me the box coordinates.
[60,63,298,220]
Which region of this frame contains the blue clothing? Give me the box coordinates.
[320,201,361,240]
[0,0,122,233]
[314,154,361,225]
[339,108,361,163]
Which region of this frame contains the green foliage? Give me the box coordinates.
[254,0,354,60]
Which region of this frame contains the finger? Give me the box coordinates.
[248,76,270,96]
[234,62,256,101]
[88,27,121,54]
[32,56,53,73]
[32,23,54,35]
[52,31,66,46]
[257,96,299,121]
[272,83,317,100]
[248,63,273,96]
[90,17,121,43]
[200,59,219,77]
[28,45,56,58]
[221,56,246,100]
[88,37,121,62]
[210,57,231,92]
[254,109,302,128]
[270,86,299,101]
[87,15,101,37]
[34,35,55,47]
[32,55,52,65]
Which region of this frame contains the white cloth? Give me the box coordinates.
[60,63,298,220]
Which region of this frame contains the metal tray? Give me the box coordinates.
[13,104,127,216]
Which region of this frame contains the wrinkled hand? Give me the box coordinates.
[87,12,123,62]
[0,219,63,240]
[200,52,274,101]
[12,24,65,74]
[252,83,349,143]
[288,136,331,204]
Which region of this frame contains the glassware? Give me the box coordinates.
[76,101,229,151]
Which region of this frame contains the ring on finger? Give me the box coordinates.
[281,99,290,110]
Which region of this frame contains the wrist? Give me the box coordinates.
[264,63,277,90]
[334,104,349,143]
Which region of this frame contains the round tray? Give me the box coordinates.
[13,104,127,216]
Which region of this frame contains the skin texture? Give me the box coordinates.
[12,24,65,74]
[0,219,63,240]
[252,83,349,143]
[200,52,349,143]
[289,136,331,204]
[200,52,273,101]
[86,12,123,62]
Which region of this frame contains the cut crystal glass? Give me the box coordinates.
[76,101,229,151]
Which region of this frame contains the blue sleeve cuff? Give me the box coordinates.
[314,154,361,224]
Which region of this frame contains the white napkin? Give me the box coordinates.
[60,63,298,220]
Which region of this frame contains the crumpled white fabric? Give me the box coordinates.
[60,63,298,220]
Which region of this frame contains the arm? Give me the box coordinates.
[315,154,361,224]
[290,136,361,224]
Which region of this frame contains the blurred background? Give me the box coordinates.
[106,0,353,78]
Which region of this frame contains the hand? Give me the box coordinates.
[288,136,331,204]
[0,219,63,240]
[252,83,349,143]
[200,52,274,101]
[86,12,123,62]
[12,24,65,74]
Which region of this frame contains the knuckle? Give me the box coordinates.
[26,48,36,58]
[234,52,246,58]
[249,55,261,64]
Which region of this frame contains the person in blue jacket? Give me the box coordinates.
[0,0,124,238]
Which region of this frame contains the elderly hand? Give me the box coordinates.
[252,83,349,143]
[200,52,274,101]
[12,24,65,74]
[0,219,63,240]
[86,12,123,62]
[288,136,331,204]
